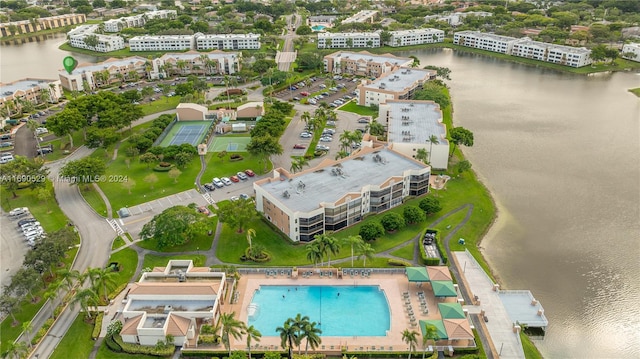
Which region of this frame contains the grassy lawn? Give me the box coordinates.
[96,340,167,359]
[135,217,217,252]
[80,185,109,218]
[629,88,640,97]
[139,96,181,116]
[390,242,415,261]
[142,254,206,270]
[201,152,269,181]
[521,332,543,359]
[338,101,379,119]
[1,181,69,232]
[50,313,94,359]
[112,236,126,250]
[108,247,139,291]
[0,297,47,352]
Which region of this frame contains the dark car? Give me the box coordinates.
[358,117,370,123]
[203,183,215,191]
[293,144,306,149]
[18,218,37,227]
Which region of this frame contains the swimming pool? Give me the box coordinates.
[248,285,390,336]
[311,25,326,32]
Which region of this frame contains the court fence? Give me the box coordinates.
[152,117,178,147]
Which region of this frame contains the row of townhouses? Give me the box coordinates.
[57,51,241,91]
[317,28,444,49]
[454,31,593,67]
[0,13,86,38]
[129,33,261,52]
[68,24,125,52]
[103,10,177,32]
[622,43,640,62]
[0,79,63,111]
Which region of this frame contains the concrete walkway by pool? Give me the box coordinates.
[454,251,525,359]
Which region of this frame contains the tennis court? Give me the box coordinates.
[208,136,251,152]
[159,121,212,147]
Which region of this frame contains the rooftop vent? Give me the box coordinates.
[282,190,290,198]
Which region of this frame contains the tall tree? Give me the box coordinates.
[421,323,439,359]
[56,268,80,291]
[220,312,245,357]
[0,340,28,359]
[289,156,309,174]
[449,127,474,158]
[341,235,363,267]
[60,157,106,188]
[302,321,322,354]
[291,313,309,354]
[415,148,428,164]
[427,134,439,163]
[402,329,420,359]
[21,321,33,348]
[0,294,20,324]
[140,205,209,249]
[215,198,257,233]
[72,288,99,319]
[276,318,299,359]
[246,134,283,172]
[85,267,117,302]
[357,242,375,267]
[46,108,84,148]
[305,242,323,267]
[318,234,340,267]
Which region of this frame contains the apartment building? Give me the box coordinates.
[67,24,125,52]
[150,51,241,79]
[323,51,412,77]
[58,57,148,91]
[120,260,226,348]
[254,147,431,242]
[387,28,445,47]
[355,67,436,107]
[195,33,261,50]
[317,32,381,49]
[378,100,449,170]
[341,10,379,24]
[511,38,592,68]
[453,31,520,54]
[129,35,195,52]
[103,10,177,32]
[0,79,62,111]
[424,11,493,26]
[622,43,640,62]
[0,13,86,38]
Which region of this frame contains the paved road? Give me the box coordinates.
[0,214,29,295]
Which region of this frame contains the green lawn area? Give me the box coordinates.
[96,340,167,359]
[338,101,379,119]
[111,236,126,250]
[50,313,94,359]
[1,181,69,232]
[142,254,206,270]
[80,185,109,218]
[629,88,640,97]
[521,332,543,359]
[201,152,269,181]
[40,129,87,162]
[135,217,217,252]
[139,96,181,116]
[390,242,415,261]
[0,297,47,352]
[109,247,139,287]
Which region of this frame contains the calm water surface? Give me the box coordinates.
[2,38,639,358]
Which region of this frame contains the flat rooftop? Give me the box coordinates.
[455,31,519,43]
[327,51,411,66]
[498,290,549,328]
[1,79,55,96]
[386,101,448,145]
[160,51,238,61]
[61,56,148,75]
[319,32,379,39]
[514,39,590,55]
[129,299,215,313]
[257,148,428,213]
[364,68,434,92]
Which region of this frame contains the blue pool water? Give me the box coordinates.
[311,25,326,31]
[248,285,390,336]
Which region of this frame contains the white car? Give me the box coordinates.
[320,137,332,142]
[9,207,28,216]
[0,154,14,164]
[300,132,312,138]
[23,228,43,237]
[316,145,330,151]
[236,172,248,180]
[212,178,224,188]
[21,221,40,230]
[221,177,232,186]
[22,224,42,233]
[35,127,48,135]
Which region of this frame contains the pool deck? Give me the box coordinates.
[223,270,461,353]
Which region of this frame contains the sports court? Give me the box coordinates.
[159,121,212,147]
[208,136,251,152]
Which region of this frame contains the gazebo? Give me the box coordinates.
[431,280,457,298]
[426,266,452,281]
[419,319,447,341]
[406,267,430,283]
[438,302,465,319]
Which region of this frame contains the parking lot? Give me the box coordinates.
[1,211,39,293]
[274,75,360,107]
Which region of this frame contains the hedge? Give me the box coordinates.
[108,283,128,300]
[31,318,54,345]
[153,164,174,172]
[425,257,440,265]
[387,258,411,267]
[105,335,122,352]
[113,335,174,356]
[92,312,104,339]
[432,229,448,265]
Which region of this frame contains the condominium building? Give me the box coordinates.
[622,43,640,62]
[378,100,449,170]
[103,10,177,32]
[120,260,226,347]
[387,28,445,47]
[341,10,379,24]
[453,31,520,54]
[129,35,195,52]
[67,24,125,52]
[317,32,380,49]
[323,51,412,77]
[511,38,592,68]
[254,147,431,242]
[355,67,436,107]
[58,57,148,91]
[0,79,63,111]
[0,13,86,38]
[150,51,241,79]
[424,11,493,27]
[195,33,261,50]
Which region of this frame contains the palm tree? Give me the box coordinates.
[335,150,349,160]
[290,156,309,174]
[415,148,428,164]
[220,312,245,357]
[301,111,312,126]
[176,60,188,75]
[339,130,353,152]
[319,234,340,266]
[305,242,323,267]
[357,242,375,267]
[246,228,256,251]
[56,268,80,291]
[276,318,299,359]
[43,280,61,319]
[21,321,33,348]
[72,288,99,319]
[402,328,419,359]
[427,135,439,163]
[1,340,28,359]
[421,323,439,359]
[245,324,261,359]
[85,267,117,302]
[302,321,322,354]
[27,119,44,156]
[291,313,309,354]
[341,235,363,267]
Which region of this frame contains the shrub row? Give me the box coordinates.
[387,259,411,266]
[114,335,174,356]
[92,312,104,339]
[153,164,175,172]
[31,318,55,345]
[109,283,128,300]
[128,114,174,153]
[432,229,448,265]
[105,335,122,352]
[197,334,220,345]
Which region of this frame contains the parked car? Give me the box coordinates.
[35,127,48,135]
[17,218,37,227]
[358,117,370,123]
[293,96,301,101]
[203,183,215,191]
[230,196,239,201]
[0,134,11,140]
[293,144,306,149]
[323,129,335,135]
[239,193,250,200]
[20,221,40,229]
[300,91,310,97]
[236,172,248,180]
[212,178,224,188]
[244,169,255,177]
[308,99,317,105]
[316,145,330,151]
[197,206,211,215]
[221,177,232,186]
[0,154,15,164]
[300,132,312,138]
[0,142,12,148]
[9,207,28,216]
[230,175,240,183]
[320,137,332,142]
[37,147,53,155]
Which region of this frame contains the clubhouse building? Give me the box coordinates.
[253,147,431,242]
